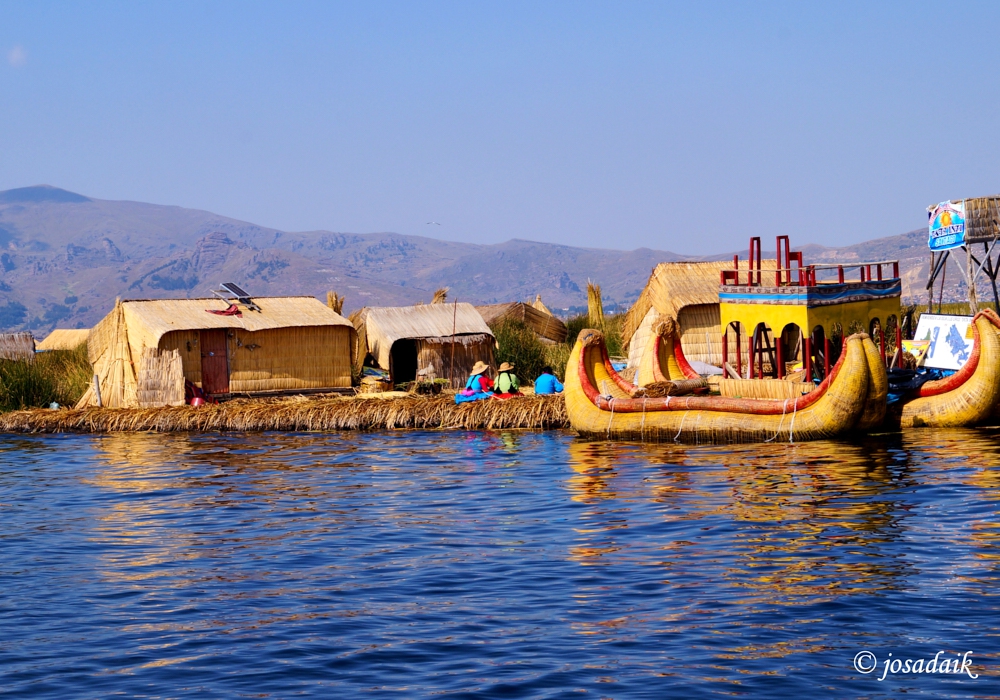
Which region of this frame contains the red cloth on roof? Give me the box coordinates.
[206,303,242,317]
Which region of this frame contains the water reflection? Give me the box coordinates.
[3,429,1000,697]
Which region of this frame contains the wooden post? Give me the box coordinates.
[735,326,742,379]
[776,332,784,379]
[838,265,844,283]
[93,374,102,407]
[722,328,729,378]
[928,251,936,312]
[749,328,756,379]
[824,337,831,379]
[879,327,886,365]
[967,245,979,314]
[895,319,902,361]
[803,337,812,381]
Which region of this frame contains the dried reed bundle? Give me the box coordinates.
[326,291,345,314]
[431,288,449,304]
[587,281,604,326]
[633,378,707,398]
[715,378,814,400]
[0,394,569,433]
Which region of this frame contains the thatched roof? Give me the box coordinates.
[623,260,779,370]
[118,296,352,348]
[0,332,34,361]
[37,328,90,351]
[352,302,493,370]
[623,260,777,343]
[476,302,568,343]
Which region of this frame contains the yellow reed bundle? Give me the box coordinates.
[587,281,604,326]
[326,291,345,314]
[716,378,815,400]
[0,394,569,433]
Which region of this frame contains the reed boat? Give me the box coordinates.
[565,327,880,443]
[887,310,1000,429]
[638,311,888,431]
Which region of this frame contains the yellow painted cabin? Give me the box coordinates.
[718,236,902,380]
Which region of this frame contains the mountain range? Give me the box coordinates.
[0,185,951,335]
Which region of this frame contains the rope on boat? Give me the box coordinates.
[640,398,647,439]
[788,399,798,443]
[765,399,789,443]
[607,397,615,439]
[674,408,687,443]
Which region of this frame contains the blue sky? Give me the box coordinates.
[1,1,999,253]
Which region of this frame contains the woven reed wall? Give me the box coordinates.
[678,304,723,365]
[415,335,495,389]
[716,378,815,400]
[626,308,657,371]
[136,347,185,407]
[77,301,138,408]
[227,326,352,392]
[150,323,354,394]
[159,330,203,386]
[0,332,35,361]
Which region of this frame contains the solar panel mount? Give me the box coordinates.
[211,281,261,312]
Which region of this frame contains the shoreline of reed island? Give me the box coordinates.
[0,310,624,434]
[0,393,569,434]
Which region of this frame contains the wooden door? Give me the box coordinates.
[199,329,229,395]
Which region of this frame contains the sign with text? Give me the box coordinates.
[928,200,966,251]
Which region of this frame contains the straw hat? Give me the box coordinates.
[498,362,515,372]
[471,360,490,375]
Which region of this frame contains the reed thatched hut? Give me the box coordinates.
[36,328,90,351]
[352,302,494,388]
[623,260,776,372]
[77,296,355,408]
[475,300,568,344]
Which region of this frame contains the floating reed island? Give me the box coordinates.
[0,393,569,434]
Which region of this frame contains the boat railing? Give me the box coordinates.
[721,260,900,287]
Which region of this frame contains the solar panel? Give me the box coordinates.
[222,282,250,298]
[211,281,261,312]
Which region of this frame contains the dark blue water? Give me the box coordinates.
[1,429,999,698]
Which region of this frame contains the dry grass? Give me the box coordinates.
[0,393,568,433]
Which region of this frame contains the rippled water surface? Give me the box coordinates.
[2,429,1000,698]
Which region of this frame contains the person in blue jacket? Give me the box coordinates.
[455,360,494,403]
[533,366,564,395]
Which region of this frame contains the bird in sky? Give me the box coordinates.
[426,221,441,225]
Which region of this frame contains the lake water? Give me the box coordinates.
[1,429,998,698]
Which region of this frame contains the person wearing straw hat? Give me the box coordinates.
[493,362,521,398]
[455,360,495,404]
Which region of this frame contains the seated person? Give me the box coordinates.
[533,366,564,395]
[455,361,494,403]
[492,362,521,398]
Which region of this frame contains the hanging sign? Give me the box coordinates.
[927,200,966,251]
[913,313,974,370]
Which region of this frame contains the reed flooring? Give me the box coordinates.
[0,394,568,433]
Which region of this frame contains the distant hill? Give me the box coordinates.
[0,185,951,335]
